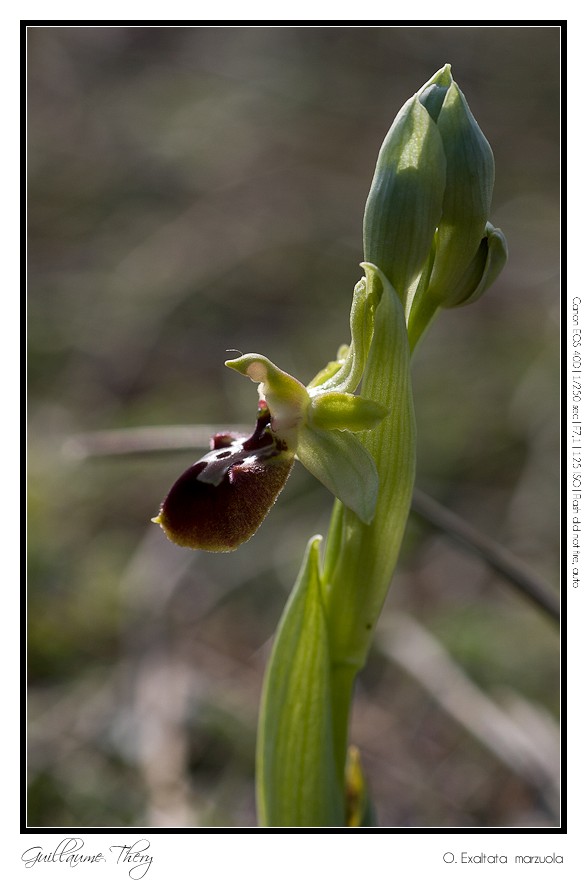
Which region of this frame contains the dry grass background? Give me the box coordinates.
[27,25,560,828]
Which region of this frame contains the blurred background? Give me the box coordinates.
[27,25,560,828]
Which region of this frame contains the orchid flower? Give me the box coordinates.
[153,272,388,551]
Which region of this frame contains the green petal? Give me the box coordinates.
[308,391,389,432]
[297,424,379,524]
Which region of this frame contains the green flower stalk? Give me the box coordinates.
[153,64,507,827]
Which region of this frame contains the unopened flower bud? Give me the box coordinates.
[441,221,508,309]
[422,70,497,306]
[363,77,446,302]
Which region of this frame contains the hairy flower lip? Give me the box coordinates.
[242,400,287,452]
[153,401,295,552]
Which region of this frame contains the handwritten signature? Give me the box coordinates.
[21,838,153,880]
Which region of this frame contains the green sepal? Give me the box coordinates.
[307,274,377,396]
[256,536,345,827]
[297,424,379,524]
[308,391,389,432]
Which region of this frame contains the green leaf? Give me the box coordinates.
[256,536,345,827]
[296,425,379,524]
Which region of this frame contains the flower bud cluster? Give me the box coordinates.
[363,64,507,346]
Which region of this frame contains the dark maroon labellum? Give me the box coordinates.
[153,403,294,552]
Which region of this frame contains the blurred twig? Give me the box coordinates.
[411,488,559,624]
[62,425,249,459]
[64,425,560,625]
[377,612,560,815]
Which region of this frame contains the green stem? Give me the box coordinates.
[406,245,440,352]
[408,294,439,352]
[329,662,357,787]
[322,265,417,782]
